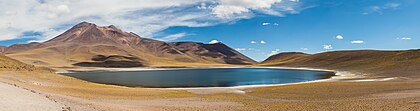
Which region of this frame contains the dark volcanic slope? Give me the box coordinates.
[262,50,420,78]
[1,22,256,67]
[170,42,256,64]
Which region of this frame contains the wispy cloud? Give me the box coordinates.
[384,3,401,9]
[235,48,246,51]
[261,22,279,26]
[351,40,364,44]
[397,37,412,40]
[250,40,266,44]
[363,2,401,15]
[0,0,304,41]
[212,0,302,19]
[157,32,188,41]
[262,22,270,26]
[268,49,280,56]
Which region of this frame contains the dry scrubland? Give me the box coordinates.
[1,54,420,110]
[261,50,420,78]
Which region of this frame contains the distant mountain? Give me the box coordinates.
[262,50,420,78]
[1,42,45,54]
[169,42,255,64]
[1,22,256,67]
[262,52,309,65]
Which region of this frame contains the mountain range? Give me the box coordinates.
[0,22,256,67]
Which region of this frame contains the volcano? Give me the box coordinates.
[1,22,256,67]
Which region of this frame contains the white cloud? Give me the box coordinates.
[250,41,256,44]
[397,37,412,40]
[262,22,279,26]
[260,40,266,44]
[323,44,333,50]
[158,32,188,41]
[234,48,246,51]
[268,49,280,56]
[351,40,364,44]
[301,48,308,51]
[262,22,270,26]
[336,35,344,39]
[209,39,220,44]
[0,0,304,41]
[211,0,302,19]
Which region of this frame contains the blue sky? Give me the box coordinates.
[159,0,420,61]
[1,0,419,61]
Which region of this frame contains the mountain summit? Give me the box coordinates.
[1,22,256,67]
[45,22,140,45]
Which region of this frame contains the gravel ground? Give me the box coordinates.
[0,82,63,111]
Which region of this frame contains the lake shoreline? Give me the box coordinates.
[56,66,363,93]
[165,67,355,94]
[56,66,401,95]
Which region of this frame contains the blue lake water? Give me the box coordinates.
[61,68,334,88]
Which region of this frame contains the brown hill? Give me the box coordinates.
[2,42,45,54]
[0,55,37,71]
[1,22,256,67]
[261,50,420,78]
[262,52,309,65]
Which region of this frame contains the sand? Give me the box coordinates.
[0,82,63,111]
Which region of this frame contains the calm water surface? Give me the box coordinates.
[61,68,334,88]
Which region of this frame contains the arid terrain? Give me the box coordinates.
[261,50,420,78]
[1,50,420,110]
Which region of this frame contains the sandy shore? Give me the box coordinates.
[55,66,252,73]
[0,82,64,111]
[56,66,386,94]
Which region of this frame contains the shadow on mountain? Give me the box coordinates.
[73,55,144,68]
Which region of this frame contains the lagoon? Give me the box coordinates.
[61,68,334,88]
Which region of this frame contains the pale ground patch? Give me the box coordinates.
[352,77,398,82]
[0,82,63,111]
